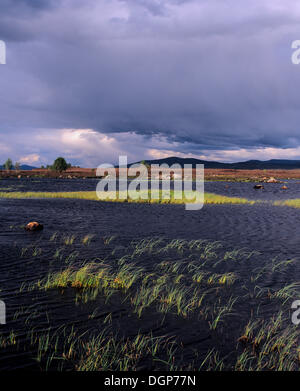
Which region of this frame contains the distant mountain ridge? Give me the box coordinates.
[3,158,300,171]
[0,164,36,170]
[132,157,300,170]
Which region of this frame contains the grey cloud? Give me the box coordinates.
[1,0,300,164]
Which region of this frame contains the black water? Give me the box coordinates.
[0,178,300,370]
[1,177,300,200]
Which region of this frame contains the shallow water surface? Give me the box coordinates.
[0,179,300,370]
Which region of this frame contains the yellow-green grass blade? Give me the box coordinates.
[0,190,254,205]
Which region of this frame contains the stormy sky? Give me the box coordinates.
[1,0,300,166]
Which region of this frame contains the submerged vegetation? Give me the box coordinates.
[2,232,299,371]
[0,190,255,205]
[6,190,300,211]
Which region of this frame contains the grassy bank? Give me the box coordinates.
[0,190,255,205]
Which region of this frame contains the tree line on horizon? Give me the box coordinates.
[2,157,73,172]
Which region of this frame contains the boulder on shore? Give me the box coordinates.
[25,222,43,231]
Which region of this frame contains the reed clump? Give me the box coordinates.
[6,235,299,371]
[0,190,255,205]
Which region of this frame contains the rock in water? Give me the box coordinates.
[281,185,288,190]
[25,222,43,231]
[266,177,278,183]
[254,184,264,189]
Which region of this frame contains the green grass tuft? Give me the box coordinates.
[0,190,255,205]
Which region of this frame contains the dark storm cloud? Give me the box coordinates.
[0,0,57,41]
[1,0,300,164]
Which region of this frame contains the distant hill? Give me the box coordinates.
[132,157,300,170]
[4,158,300,171]
[0,164,37,170]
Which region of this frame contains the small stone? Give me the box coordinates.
[254,184,264,189]
[25,222,43,231]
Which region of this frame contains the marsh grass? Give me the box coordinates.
[53,247,66,260]
[63,234,76,245]
[0,190,255,205]
[32,246,42,257]
[3,325,179,371]
[82,234,94,246]
[274,199,300,208]
[236,312,299,371]
[0,331,18,348]
[4,234,299,371]
[49,232,58,242]
[208,297,237,330]
[267,283,300,304]
[36,238,252,321]
[103,235,116,245]
[76,332,177,371]
[199,349,225,371]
